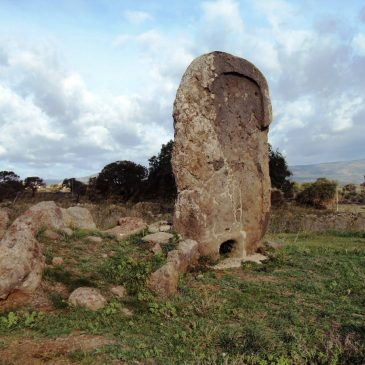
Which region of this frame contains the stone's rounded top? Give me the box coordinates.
[174,51,272,128]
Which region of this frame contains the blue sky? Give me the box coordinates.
[0,0,365,179]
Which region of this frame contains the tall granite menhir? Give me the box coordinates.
[172,52,272,259]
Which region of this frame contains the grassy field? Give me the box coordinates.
[0,229,364,364]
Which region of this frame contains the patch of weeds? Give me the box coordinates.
[148,301,177,318]
[35,227,46,240]
[71,228,104,240]
[100,254,164,295]
[0,310,44,332]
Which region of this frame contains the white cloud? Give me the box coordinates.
[201,0,244,33]
[352,33,365,56]
[331,95,363,132]
[124,10,152,25]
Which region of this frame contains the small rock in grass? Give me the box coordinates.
[68,287,107,311]
[101,253,108,259]
[159,224,171,232]
[60,227,73,237]
[142,232,173,245]
[85,236,102,244]
[151,243,162,255]
[147,262,179,297]
[120,307,133,317]
[110,285,127,298]
[44,229,60,240]
[52,257,64,266]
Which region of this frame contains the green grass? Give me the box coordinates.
[1,231,364,364]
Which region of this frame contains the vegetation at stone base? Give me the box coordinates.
[0,230,364,364]
[24,176,46,197]
[296,178,338,209]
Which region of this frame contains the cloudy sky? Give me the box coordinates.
[0,0,364,179]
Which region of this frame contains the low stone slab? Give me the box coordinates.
[142,232,173,245]
[110,285,127,298]
[68,287,106,311]
[104,217,147,240]
[85,236,102,244]
[61,206,96,230]
[213,253,268,270]
[44,229,60,240]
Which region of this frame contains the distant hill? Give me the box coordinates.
[290,159,365,184]
[45,174,97,186]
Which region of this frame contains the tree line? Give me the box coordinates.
[2,141,357,209]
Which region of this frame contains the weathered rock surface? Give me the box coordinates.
[167,239,200,273]
[142,232,173,245]
[104,217,147,240]
[44,229,60,240]
[0,201,64,299]
[61,206,96,230]
[85,236,103,244]
[52,256,64,266]
[60,227,73,237]
[213,253,268,270]
[151,243,163,255]
[148,221,171,234]
[148,239,199,297]
[110,285,127,298]
[148,263,179,297]
[68,287,107,311]
[0,209,9,240]
[172,51,272,258]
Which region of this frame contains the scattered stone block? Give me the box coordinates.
[110,285,127,299]
[85,236,102,244]
[147,263,179,298]
[60,227,73,237]
[142,232,173,245]
[151,243,163,255]
[0,201,64,299]
[68,287,107,311]
[44,229,60,240]
[61,206,96,230]
[104,217,147,240]
[52,257,64,266]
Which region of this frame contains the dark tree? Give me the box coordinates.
[0,171,24,201]
[62,178,87,203]
[24,176,46,197]
[144,140,177,201]
[95,161,147,201]
[268,145,293,198]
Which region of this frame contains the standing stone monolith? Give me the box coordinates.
[172,51,272,259]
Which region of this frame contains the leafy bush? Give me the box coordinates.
[296,178,337,208]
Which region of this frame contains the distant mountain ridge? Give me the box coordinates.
[290,159,365,184]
